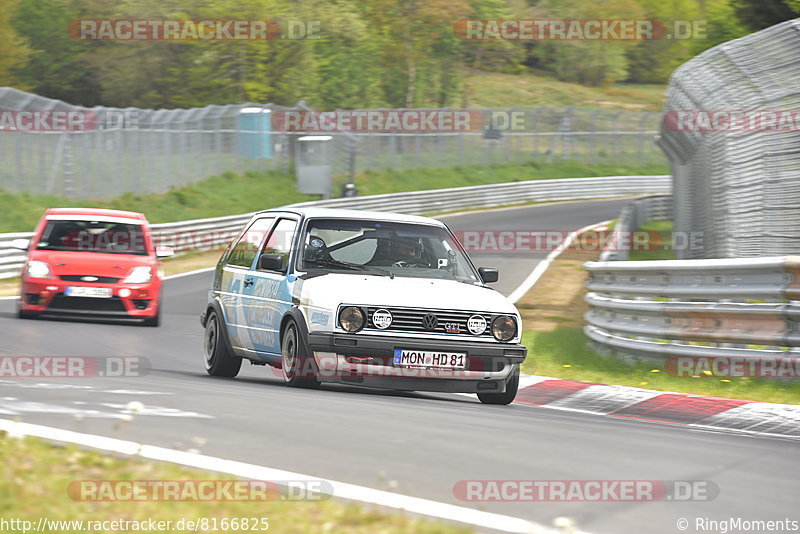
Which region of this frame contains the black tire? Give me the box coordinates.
[281,319,320,388]
[204,310,241,377]
[478,364,520,405]
[142,304,160,327]
[17,295,34,319]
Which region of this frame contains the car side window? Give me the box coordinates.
[226,217,275,268]
[258,218,298,270]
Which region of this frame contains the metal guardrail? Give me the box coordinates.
[657,19,800,259]
[0,175,670,279]
[583,256,800,366]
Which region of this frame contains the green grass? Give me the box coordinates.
[0,161,668,232]
[521,328,800,404]
[0,433,470,534]
[340,161,668,198]
[465,68,667,111]
[0,170,315,233]
[628,220,677,261]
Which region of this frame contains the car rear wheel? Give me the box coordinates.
[204,310,241,377]
[281,319,319,388]
[477,364,520,405]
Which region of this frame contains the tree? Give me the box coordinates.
[11,0,100,104]
[731,0,800,31]
[625,0,702,83]
[689,0,749,57]
[0,0,31,89]
[363,0,471,107]
[528,0,645,86]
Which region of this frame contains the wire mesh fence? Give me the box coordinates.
[327,107,664,177]
[0,87,665,200]
[657,18,800,259]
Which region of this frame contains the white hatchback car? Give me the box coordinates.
[201,208,527,404]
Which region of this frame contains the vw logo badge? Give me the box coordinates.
[422,313,438,330]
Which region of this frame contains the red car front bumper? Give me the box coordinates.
[20,277,161,319]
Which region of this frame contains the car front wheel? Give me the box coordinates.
[478,364,520,405]
[204,310,241,377]
[281,319,320,388]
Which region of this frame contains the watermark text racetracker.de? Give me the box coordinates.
[664,110,800,133]
[69,479,330,502]
[0,516,270,533]
[453,480,718,502]
[67,19,321,41]
[0,356,149,378]
[454,229,703,254]
[453,19,707,41]
[271,109,562,133]
[666,356,800,379]
[0,109,143,131]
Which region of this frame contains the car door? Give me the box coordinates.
[242,216,299,360]
[217,216,276,352]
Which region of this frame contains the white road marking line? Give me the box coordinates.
[164,267,216,280]
[98,403,212,418]
[507,220,612,303]
[97,389,173,395]
[0,418,556,534]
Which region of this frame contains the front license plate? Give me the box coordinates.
[393,349,466,369]
[65,286,112,298]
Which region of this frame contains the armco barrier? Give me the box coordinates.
[583,256,800,367]
[0,175,670,279]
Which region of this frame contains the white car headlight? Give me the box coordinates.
[339,306,365,332]
[26,260,53,279]
[491,315,517,342]
[123,266,152,284]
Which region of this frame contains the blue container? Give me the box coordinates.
[238,108,272,159]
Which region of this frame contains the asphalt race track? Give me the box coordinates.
[1,198,797,534]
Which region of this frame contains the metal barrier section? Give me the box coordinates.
[0,175,670,279]
[584,257,800,367]
[657,19,800,259]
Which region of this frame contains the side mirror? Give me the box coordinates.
[478,267,499,284]
[259,253,285,272]
[155,245,175,258]
[10,238,30,251]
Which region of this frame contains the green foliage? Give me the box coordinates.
[3,0,781,108]
[690,0,750,56]
[0,161,669,232]
[525,0,646,86]
[625,0,702,84]
[11,0,101,105]
[731,0,800,31]
[0,0,31,89]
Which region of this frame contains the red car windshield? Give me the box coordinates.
[35,219,148,255]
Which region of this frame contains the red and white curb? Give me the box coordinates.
[513,375,800,439]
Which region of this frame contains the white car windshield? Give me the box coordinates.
[299,218,480,283]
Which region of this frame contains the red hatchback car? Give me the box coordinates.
[13,208,173,326]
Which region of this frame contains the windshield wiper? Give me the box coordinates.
[310,258,394,279]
